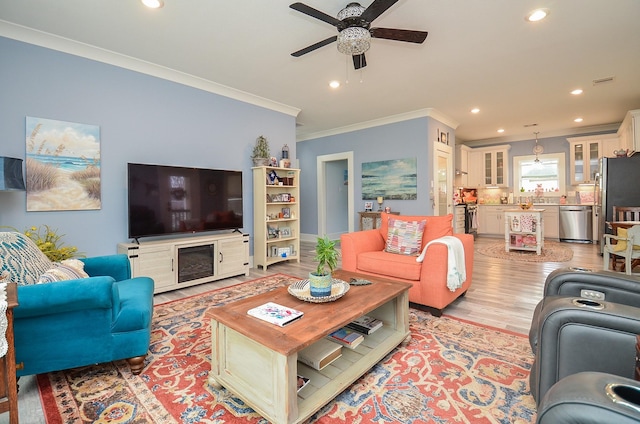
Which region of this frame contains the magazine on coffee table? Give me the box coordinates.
[247,302,304,327]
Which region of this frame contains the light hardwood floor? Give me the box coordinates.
[7,235,602,423]
[156,235,603,335]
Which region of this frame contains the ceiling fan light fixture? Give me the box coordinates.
[337,2,366,20]
[337,27,371,55]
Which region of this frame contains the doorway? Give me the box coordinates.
[317,152,355,240]
[433,143,453,216]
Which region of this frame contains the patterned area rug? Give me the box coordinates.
[38,274,536,423]
[477,240,574,262]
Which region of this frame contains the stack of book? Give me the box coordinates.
[327,327,365,349]
[345,315,383,335]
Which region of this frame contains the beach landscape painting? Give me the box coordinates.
[25,116,101,211]
[361,158,417,200]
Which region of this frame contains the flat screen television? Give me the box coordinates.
[127,163,243,239]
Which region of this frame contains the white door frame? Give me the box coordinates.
[317,152,355,238]
[433,142,453,216]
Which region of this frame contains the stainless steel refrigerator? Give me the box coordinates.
[595,155,640,251]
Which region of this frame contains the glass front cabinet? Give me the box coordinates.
[568,137,600,184]
[468,145,510,187]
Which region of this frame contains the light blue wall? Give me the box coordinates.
[0,37,296,256]
[298,116,454,235]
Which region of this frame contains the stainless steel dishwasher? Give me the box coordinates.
[559,205,593,243]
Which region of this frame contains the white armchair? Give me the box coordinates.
[603,224,640,275]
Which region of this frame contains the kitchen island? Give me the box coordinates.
[504,208,545,255]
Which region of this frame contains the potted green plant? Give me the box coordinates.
[309,235,340,297]
[251,135,270,166]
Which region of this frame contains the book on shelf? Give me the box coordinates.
[326,327,365,349]
[345,315,383,335]
[297,375,310,392]
[247,302,303,327]
[297,338,342,370]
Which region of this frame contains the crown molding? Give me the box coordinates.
[459,123,621,147]
[296,108,459,142]
[0,20,301,118]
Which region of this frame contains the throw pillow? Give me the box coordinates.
[385,218,426,256]
[0,232,53,286]
[379,213,453,247]
[38,259,89,284]
[613,227,640,252]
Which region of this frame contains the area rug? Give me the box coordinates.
[477,240,573,262]
[38,274,536,424]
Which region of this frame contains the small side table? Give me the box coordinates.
[0,283,19,424]
[358,211,399,231]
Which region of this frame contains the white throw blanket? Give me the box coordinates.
[416,236,466,292]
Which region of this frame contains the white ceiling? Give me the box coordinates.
[1,0,639,144]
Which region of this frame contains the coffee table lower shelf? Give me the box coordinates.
[207,274,410,424]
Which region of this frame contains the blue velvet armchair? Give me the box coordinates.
[0,232,154,376]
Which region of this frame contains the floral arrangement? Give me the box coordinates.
[18,225,83,261]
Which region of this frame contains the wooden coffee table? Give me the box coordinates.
[207,270,411,424]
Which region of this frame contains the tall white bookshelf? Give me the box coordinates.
[252,166,300,269]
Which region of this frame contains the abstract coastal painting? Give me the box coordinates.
[362,158,417,200]
[25,117,101,211]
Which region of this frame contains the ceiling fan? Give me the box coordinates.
[290,0,428,69]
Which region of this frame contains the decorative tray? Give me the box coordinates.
[288,279,350,303]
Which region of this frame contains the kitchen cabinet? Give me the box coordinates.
[568,136,600,184]
[567,134,620,184]
[602,135,622,158]
[467,145,510,187]
[478,205,508,236]
[618,109,640,156]
[542,206,559,239]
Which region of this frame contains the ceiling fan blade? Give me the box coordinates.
[291,35,338,57]
[289,3,341,27]
[360,0,400,23]
[370,27,428,43]
[353,53,367,69]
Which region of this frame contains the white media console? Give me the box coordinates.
[118,232,250,294]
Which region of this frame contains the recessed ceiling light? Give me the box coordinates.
[526,8,549,22]
[574,117,584,123]
[141,0,164,9]
[471,108,480,114]
[329,80,340,89]
[571,89,583,95]
[497,129,505,133]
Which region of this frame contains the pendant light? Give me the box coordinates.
[533,132,543,164]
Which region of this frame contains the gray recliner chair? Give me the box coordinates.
[528,268,640,405]
[537,372,640,423]
[529,296,640,403]
[529,267,640,351]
